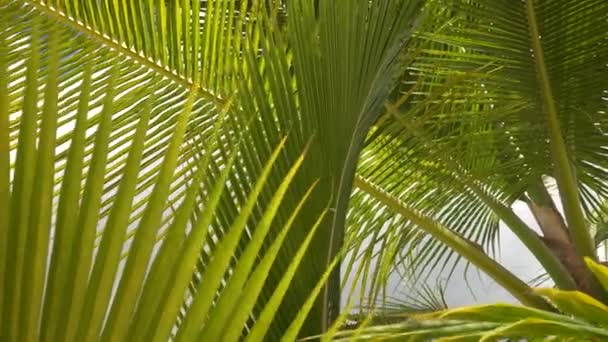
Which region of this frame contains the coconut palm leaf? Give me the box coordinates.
[1,0,433,340]
[1,4,338,341]
[25,0,270,96]
[211,1,427,337]
[328,259,608,341]
[346,0,608,307]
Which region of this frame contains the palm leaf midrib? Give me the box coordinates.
[21,0,225,106]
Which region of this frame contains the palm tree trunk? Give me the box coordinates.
[526,180,606,299]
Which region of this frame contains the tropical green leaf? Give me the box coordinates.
[439,303,573,324]
[343,263,608,341]
[586,257,608,292]
[534,288,608,327]
[6,0,607,341]
[0,2,343,341]
[0,6,9,329]
[346,0,608,307]
[480,318,608,341]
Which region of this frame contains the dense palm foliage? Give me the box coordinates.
[348,0,608,307]
[1,0,424,340]
[1,0,607,341]
[335,259,608,341]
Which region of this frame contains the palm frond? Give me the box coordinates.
[23,0,274,96]
[347,0,608,303]
[218,1,426,337]
[328,259,608,342]
[0,2,333,341]
[2,0,435,340]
